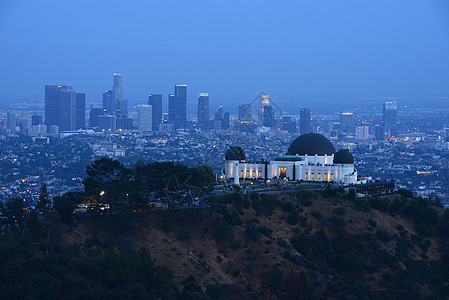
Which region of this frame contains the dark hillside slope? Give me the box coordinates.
[2,189,449,299]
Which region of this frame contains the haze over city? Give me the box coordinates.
[1,0,449,104]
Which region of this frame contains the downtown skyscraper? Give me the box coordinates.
[45,85,80,132]
[114,73,127,116]
[76,93,85,129]
[197,93,209,129]
[383,101,398,138]
[299,108,311,134]
[148,94,162,131]
[102,73,128,117]
[169,84,187,129]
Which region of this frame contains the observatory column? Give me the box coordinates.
[234,162,240,185]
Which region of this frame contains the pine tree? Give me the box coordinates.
[38,183,49,212]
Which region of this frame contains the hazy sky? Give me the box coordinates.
[1,0,449,104]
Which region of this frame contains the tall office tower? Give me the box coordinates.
[282,116,297,133]
[89,107,106,128]
[31,114,43,126]
[374,125,385,141]
[98,115,116,132]
[299,108,311,134]
[238,104,251,121]
[116,116,133,130]
[259,94,270,125]
[137,105,152,132]
[18,118,31,135]
[215,106,225,120]
[223,112,230,129]
[76,93,85,129]
[102,90,115,115]
[59,87,76,131]
[262,106,274,127]
[113,73,127,116]
[197,93,209,129]
[45,85,76,132]
[383,101,398,138]
[169,84,187,128]
[148,94,162,131]
[340,112,354,132]
[355,126,369,140]
[7,112,16,132]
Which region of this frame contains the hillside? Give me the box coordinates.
[59,188,449,299]
[2,187,449,299]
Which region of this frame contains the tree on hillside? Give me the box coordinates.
[0,197,25,230]
[53,192,81,225]
[37,183,49,212]
[83,158,132,209]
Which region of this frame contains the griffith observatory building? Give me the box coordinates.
[224,133,359,185]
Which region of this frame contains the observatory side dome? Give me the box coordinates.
[333,149,354,164]
[225,146,246,161]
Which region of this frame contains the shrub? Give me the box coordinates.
[346,189,357,201]
[298,192,313,207]
[277,238,289,248]
[355,198,370,212]
[398,189,414,198]
[416,223,434,237]
[281,201,294,212]
[321,188,338,198]
[333,206,345,215]
[375,230,391,242]
[212,218,234,243]
[328,216,346,230]
[369,197,390,211]
[286,211,299,225]
[368,219,377,228]
[256,226,273,237]
[311,210,324,221]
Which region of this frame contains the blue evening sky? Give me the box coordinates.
[0,0,448,106]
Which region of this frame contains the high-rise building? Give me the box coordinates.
[18,118,31,135]
[169,84,187,128]
[383,101,398,138]
[355,126,369,140]
[238,104,251,122]
[98,115,116,132]
[45,85,77,132]
[197,93,209,129]
[259,94,270,126]
[374,125,385,140]
[116,116,133,130]
[137,105,152,132]
[215,106,225,121]
[262,106,274,127]
[223,112,230,130]
[148,94,162,131]
[113,73,127,116]
[282,116,297,133]
[59,87,76,131]
[31,114,43,126]
[340,112,354,132]
[89,107,106,128]
[299,108,311,134]
[102,90,115,115]
[76,93,85,129]
[7,112,16,133]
